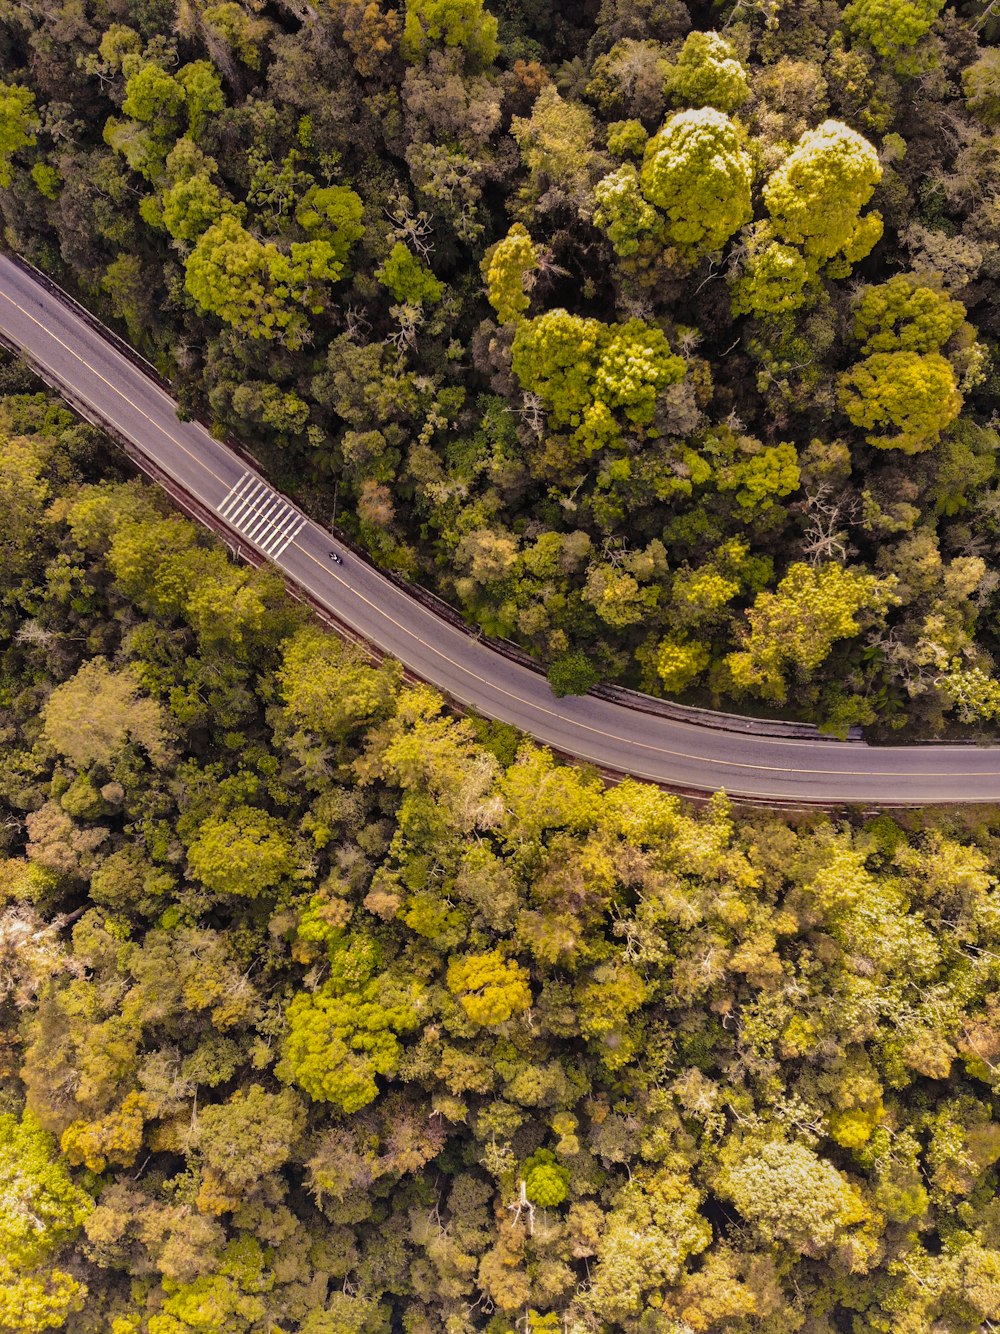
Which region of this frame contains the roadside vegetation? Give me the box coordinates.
[3,387,1000,1331]
[2,0,1000,731]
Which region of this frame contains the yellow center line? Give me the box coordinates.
[3,276,999,792]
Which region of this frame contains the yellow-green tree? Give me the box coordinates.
[762,120,883,278]
[0,82,38,186]
[0,1111,93,1333]
[446,949,531,1025]
[839,350,962,453]
[640,107,753,256]
[664,30,750,113]
[727,561,898,702]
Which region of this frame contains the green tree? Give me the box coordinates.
[0,82,39,187]
[511,311,685,460]
[655,635,710,692]
[511,85,602,214]
[839,350,963,453]
[279,936,423,1112]
[732,229,811,316]
[639,107,753,256]
[176,61,226,139]
[296,184,365,261]
[852,275,966,354]
[547,650,601,698]
[401,0,499,68]
[844,0,944,59]
[184,214,304,343]
[762,120,883,277]
[42,658,170,769]
[194,1086,306,1192]
[482,223,538,323]
[446,949,532,1025]
[664,30,750,112]
[161,172,234,244]
[727,562,898,702]
[716,1139,869,1255]
[376,242,445,305]
[593,163,660,257]
[277,625,401,742]
[523,1149,570,1207]
[121,62,186,135]
[187,807,296,897]
[0,1110,93,1333]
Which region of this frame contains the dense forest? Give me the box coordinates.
[3,0,1000,730]
[3,382,1000,1330]
[10,2,1000,1332]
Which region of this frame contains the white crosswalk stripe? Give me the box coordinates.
[216,472,305,559]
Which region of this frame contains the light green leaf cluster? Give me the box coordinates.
[511,310,685,459]
[296,184,365,261]
[278,625,401,741]
[762,119,883,273]
[121,59,223,143]
[654,635,711,692]
[727,561,898,702]
[150,1237,273,1334]
[593,164,660,257]
[839,350,962,453]
[583,563,659,628]
[184,214,305,341]
[42,657,170,770]
[844,0,944,58]
[640,107,753,255]
[280,935,423,1112]
[0,82,39,187]
[716,440,801,509]
[446,949,532,1025]
[401,0,499,68]
[732,231,810,316]
[483,223,539,321]
[939,663,1000,723]
[963,48,1000,126]
[853,275,966,354]
[161,170,236,244]
[523,1149,571,1207]
[718,1139,869,1253]
[664,30,750,113]
[735,120,882,315]
[0,1111,93,1333]
[376,242,445,306]
[584,1171,711,1322]
[187,806,296,897]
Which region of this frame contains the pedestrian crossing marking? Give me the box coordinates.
[217,472,305,559]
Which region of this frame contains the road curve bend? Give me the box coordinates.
[0,251,998,806]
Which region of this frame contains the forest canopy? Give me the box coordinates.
[2,380,1000,1332]
[2,0,1000,735]
[7,0,1000,1329]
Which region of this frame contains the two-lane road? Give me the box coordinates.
[1,251,998,805]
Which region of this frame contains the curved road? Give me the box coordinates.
[1,252,998,805]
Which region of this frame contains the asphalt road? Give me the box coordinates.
[2,252,999,805]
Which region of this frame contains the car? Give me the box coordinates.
[328,550,343,565]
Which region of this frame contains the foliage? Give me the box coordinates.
[762,120,883,276]
[0,82,38,187]
[839,350,963,453]
[844,0,944,58]
[664,31,750,113]
[639,108,753,256]
[727,561,898,702]
[3,407,1000,1328]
